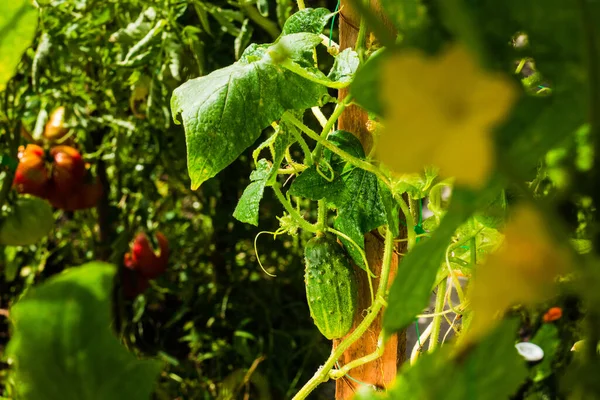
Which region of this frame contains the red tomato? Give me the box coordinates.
[18,144,45,159]
[50,145,86,193]
[130,231,169,279]
[13,146,50,198]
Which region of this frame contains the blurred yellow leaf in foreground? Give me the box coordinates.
[377,44,517,188]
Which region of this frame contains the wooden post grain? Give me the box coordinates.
[333,2,405,398]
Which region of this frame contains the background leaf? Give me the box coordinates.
[0,1,37,90]
[6,263,163,400]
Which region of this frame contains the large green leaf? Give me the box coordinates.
[497,92,586,179]
[356,320,527,399]
[171,33,327,189]
[0,1,38,90]
[233,159,271,226]
[6,263,163,400]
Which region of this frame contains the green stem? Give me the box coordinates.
[277,58,350,89]
[355,14,368,63]
[312,96,352,164]
[317,200,326,230]
[292,228,395,400]
[398,195,417,250]
[272,183,317,233]
[290,123,314,166]
[281,112,391,187]
[296,0,306,10]
[330,333,385,379]
[428,278,447,353]
[241,4,280,40]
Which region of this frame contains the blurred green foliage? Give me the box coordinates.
[0,1,337,398]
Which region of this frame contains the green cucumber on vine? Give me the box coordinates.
[304,233,358,340]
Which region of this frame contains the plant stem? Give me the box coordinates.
[281,112,391,187]
[312,96,352,164]
[428,278,447,353]
[297,0,306,10]
[290,123,314,166]
[272,183,317,233]
[355,13,368,63]
[241,4,280,40]
[292,228,395,400]
[277,58,350,89]
[317,200,326,230]
[398,195,416,250]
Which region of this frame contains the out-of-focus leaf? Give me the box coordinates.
[257,0,269,17]
[0,1,38,90]
[6,263,163,400]
[350,49,387,116]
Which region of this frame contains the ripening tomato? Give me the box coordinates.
[44,106,68,141]
[13,145,50,198]
[18,144,45,159]
[129,231,170,279]
[50,145,86,193]
[0,197,54,246]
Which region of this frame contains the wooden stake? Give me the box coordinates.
[334,2,405,398]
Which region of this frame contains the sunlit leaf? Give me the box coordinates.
[171,33,326,189]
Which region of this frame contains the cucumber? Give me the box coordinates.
[304,234,358,340]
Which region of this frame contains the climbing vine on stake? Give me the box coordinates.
[172,1,595,398]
